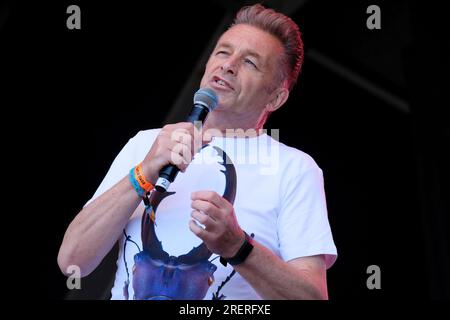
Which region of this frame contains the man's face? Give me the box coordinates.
[200,24,284,116]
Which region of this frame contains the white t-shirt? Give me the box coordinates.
[88,129,337,300]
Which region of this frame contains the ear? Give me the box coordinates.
[265,86,289,113]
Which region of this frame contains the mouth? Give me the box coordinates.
[211,76,234,91]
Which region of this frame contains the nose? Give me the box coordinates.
[221,56,238,76]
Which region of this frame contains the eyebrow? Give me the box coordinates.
[216,42,263,62]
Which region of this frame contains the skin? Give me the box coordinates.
[58,24,328,299]
[200,24,289,135]
[57,123,207,277]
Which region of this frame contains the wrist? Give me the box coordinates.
[129,163,155,197]
[220,232,254,267]
[142,162,158,186]
[224,231,246,259]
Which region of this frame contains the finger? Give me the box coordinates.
[191,199,220,215]
[177,122,195,131]
[191,191,225,208]
[189,219,208,240]
[191,209,217,227]
[201,135,212,147]
[171,128,192,144]
[160,131,181,150]
[169,150,188,172]
[202,130,213,143]
[170,142,193,161]
[172,128,201,158]
[164,122,194,132]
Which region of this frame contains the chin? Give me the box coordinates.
[216,94,235,108]
[214,102,232,112]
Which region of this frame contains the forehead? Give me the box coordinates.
[217,24,284,63]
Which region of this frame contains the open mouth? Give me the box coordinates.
[212,76,234,90]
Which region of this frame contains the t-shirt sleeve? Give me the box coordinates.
[84,130,152,206]
[277,162,337,269]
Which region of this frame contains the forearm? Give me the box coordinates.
[58,122,201,277]
[233,241,328,300]
[58,175,141,277]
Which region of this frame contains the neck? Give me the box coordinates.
[203,109,267,138]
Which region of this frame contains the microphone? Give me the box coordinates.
[155,88,218,192]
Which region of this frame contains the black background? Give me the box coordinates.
[2,0,448,303]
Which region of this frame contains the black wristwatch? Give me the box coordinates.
[220,232,254,267]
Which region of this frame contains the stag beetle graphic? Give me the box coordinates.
[123,146,237,300]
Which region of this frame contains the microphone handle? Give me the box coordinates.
[186,104,209,123]
[155,104,209,192]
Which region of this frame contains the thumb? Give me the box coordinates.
[202,132,213,145]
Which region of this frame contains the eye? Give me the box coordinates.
[244,58,257,68]
[216,50,229,56]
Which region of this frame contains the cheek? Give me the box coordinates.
[242,85,270,107]
[200,76,207,88]
[200,62,216,87]
[240,80,259,99]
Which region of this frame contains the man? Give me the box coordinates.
[58,4,337,300]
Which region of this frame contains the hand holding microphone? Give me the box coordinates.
[141,88,218,193]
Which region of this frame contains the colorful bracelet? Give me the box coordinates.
[129,163,154,197]
[135,162,154,193]
[129,167,146,197]
[129,164,156,223]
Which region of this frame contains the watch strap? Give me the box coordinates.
[220,232,254,267]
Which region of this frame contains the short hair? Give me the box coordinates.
[232,4,304,91]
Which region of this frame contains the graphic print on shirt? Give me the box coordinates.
[122,146,237,300]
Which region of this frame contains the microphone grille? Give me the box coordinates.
[193,88,218,111]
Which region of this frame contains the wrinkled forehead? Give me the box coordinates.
[216,24,284,65]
